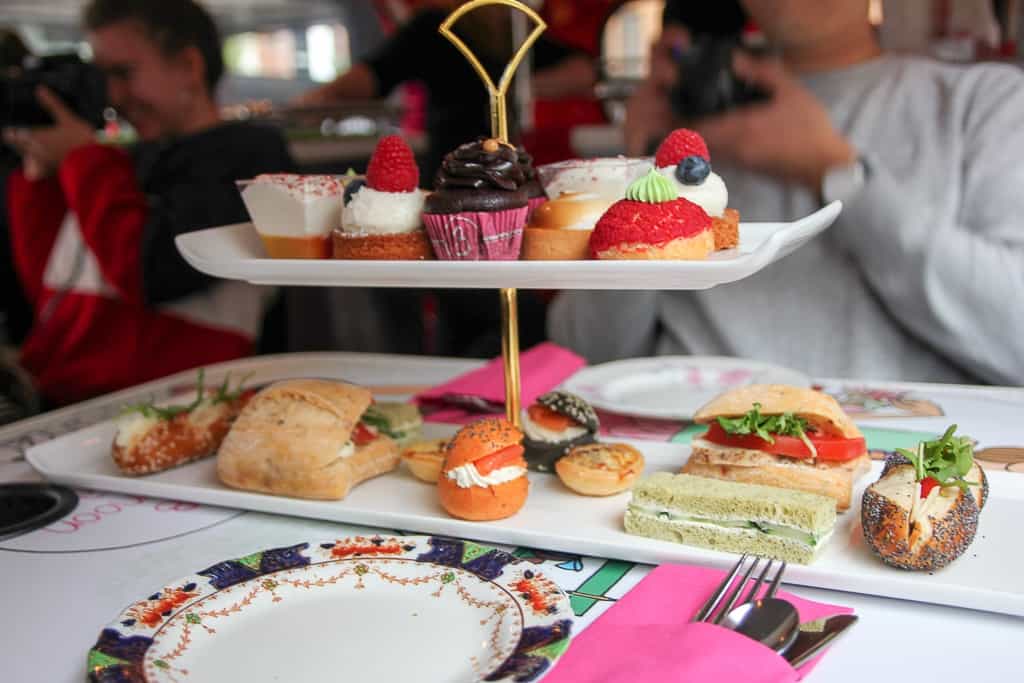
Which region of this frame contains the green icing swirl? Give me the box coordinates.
[625,169,678,203]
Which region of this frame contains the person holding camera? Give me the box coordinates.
[548,0,1024,385]
[2,0,293,407]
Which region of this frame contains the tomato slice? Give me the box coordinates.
[702,423,866,462]
[352,422,377,446]
[527,404,574,431]
[474,445,526,475]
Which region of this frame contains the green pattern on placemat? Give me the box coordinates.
[859,426,939,453]
[569,559,633,616]
[670,424,704,444]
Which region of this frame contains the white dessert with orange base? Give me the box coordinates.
[238,174,342,258]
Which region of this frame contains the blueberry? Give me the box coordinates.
[343,178,366,205]
[675,155,710,185]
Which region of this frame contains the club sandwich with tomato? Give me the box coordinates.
[682,385,871,510]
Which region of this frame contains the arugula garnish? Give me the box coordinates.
[120,370,251,421]
[360,405,396,438]
[121,369,207,421]
[896,424,977,492]
[211,372,253,405]
[716,402,817,457]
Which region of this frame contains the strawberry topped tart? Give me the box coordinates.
[654,128,739,250]
[334,135,432,260]
[589,169,713,260]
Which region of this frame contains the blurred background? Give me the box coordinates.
[4,0,1021,172]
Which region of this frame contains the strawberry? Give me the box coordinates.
[654,128,710,168]
[366,135,419,192]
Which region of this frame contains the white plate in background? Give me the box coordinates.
[562,356,810,420]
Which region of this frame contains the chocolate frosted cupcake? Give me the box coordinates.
[422,137,529,260]
[516,146,548,219]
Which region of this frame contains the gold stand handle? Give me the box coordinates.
[439,0,543,429]
[500,288,521,428]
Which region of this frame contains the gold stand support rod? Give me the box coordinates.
[500,287,521,428]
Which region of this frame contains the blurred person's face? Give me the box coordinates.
[740,0,869,51]
[88,20,208,141]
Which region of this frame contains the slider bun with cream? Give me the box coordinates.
[438,417,529,521]
[216,379,399,500]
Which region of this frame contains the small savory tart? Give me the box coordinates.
[522,390,599,472]
[401,438,449,483]
[555,442,645,496]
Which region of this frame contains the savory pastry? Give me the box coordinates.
[522,390,599,471]
[238,174,342,258]
[216,379,399,500]
[361,402,423,447]
[334,135,432,260]
[555,442,644,496]
[422,137,530,260]
[624,472,837,564]
[112,371,252,475]
[862,426,987,571]
[654,128,739,250]
[437,417,529,521]
[401,437,449,483]
[589,170,714,260]
[682,384,871,510]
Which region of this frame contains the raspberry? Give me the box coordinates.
[590,198,710,256]
[654,129,710,168]
[366,135,419,192]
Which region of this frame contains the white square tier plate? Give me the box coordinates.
[174,202,841,289]
[27,418,1023,618]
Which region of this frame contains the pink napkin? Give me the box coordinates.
[415,342,586,424]
[545,563,854,683]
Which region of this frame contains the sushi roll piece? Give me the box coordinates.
[522,390,599,472]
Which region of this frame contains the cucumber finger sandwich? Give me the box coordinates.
[624,472,837,564]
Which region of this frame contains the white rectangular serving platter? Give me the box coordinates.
[174,202,841,290]
[27,416,1023,618]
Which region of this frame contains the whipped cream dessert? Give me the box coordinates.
[239,174,343,257]
[538,157,652,202]
[657,165,728,218]
[341,186,427,236]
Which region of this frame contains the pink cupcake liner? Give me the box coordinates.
[526,195,548,222]
[423,206,528,260]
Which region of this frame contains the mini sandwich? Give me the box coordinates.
[862,426,988,571]
[360,402,423,447]
[682,385,871,510]
[438,417,529,521]
[522,390,599,472]
[624,472,837,564]
[217,379,399,500]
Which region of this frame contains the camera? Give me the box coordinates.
[669,36,770,120]
[1,54,107,128]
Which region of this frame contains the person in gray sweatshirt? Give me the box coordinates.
[548,0,1024,385]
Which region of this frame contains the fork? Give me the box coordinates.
[692,555,787,624]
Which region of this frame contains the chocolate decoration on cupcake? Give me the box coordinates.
[422,137,531,260]
[425,138,529,214]
[522,390,600,472]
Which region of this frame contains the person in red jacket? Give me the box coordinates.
[2,0,293,407]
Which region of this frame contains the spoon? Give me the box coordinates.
[720,597,801,654]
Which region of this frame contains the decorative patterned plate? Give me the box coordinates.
[562,356,810,420]
[88,535,573,682]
